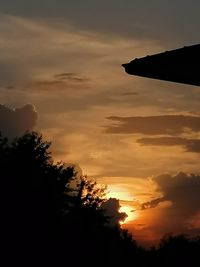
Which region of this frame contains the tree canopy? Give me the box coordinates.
[0,132,140,266]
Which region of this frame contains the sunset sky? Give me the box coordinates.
[1,0,200,246]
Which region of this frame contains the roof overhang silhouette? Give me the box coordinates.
[122,44,200,86]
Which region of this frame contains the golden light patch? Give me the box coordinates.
[105,185,138,224]
[119,205,137,224]
[107,185,134,201]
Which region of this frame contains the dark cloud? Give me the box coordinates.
[137,137,200,153]
[141,197,163,210]
[54,73,89,82]
[0,104,38,139]
[105,115,200,135]
[30,73,90,91]
[4,86,15,90]
[100,198,127,227]
[136,172,200,240]
[143,172,200,223]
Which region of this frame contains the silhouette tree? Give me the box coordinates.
[0,131,141,266]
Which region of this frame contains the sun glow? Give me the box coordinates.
[106,184,138,224]
[119,205,137,224]
[106,185,134,201]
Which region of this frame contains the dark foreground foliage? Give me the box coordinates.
[1,132,200,266]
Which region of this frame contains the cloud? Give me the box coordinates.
[142,172,200,228]
[31,73,90,91]
[105,115,200,135]
[54,73,89,82]
[0,104,38,139]
[1,13,200,189]
[0,15,112,88]
[127,172,200,245]
[141,197,164,210]
[142,172,200,211]
[4,86,15,90]
[100,198,127,226]
[137,137,200,153]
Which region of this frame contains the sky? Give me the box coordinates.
[1,0,200,246]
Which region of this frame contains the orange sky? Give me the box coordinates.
[0,1,200,246]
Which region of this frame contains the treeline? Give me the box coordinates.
[0,132,200,266]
